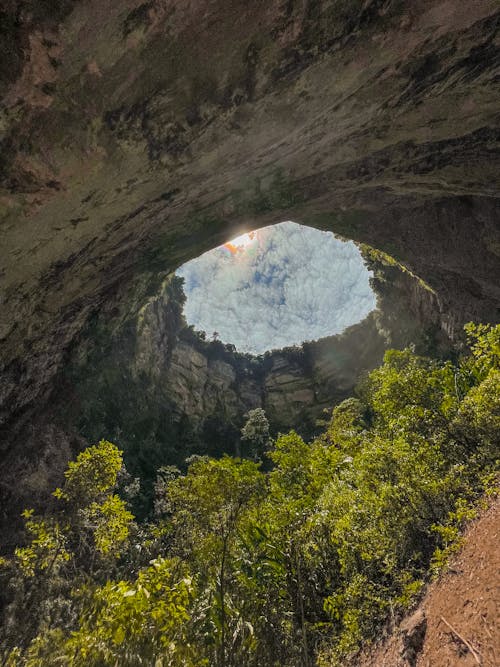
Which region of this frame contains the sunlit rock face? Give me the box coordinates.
[177,222,376,353]
[59,274,388,470]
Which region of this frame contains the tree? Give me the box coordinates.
[0,441,135,662]
[23,558,199,667]
[164,456,266,666]
[240,408,271,460]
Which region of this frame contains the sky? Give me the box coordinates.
[176,221,376,354]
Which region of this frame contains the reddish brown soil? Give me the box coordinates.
[356,496,500,667]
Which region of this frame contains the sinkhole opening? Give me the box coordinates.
[176,221,377,354]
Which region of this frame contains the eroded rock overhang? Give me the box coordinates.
[1,0,499,434]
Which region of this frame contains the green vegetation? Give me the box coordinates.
[240,408,272,460]
[1,324,498,666]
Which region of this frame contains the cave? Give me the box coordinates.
[0,0,499,525]
[59,220,437,479]
[0,1,499,662]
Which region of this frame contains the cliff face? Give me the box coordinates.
[1,0,499,443]
[63,276,388,473]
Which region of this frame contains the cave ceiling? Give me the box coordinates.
[0,0,499,431]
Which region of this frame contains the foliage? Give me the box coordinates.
[240,408,272,460]
[0,441,135,662]
[464,322,500,378]
[1,324,499,666]
[23,558,200,667]
[164,456,266,667]
[54,439,123,504]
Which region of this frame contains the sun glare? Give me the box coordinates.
[223,231,257,255]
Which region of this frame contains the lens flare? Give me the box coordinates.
[223,231,257,255]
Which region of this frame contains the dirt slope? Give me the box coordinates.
[356,495,499,667]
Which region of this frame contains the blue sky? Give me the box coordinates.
[177,221,376,354]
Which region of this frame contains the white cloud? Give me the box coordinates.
[176,222,376,354]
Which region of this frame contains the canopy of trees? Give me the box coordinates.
[1,324,498,666]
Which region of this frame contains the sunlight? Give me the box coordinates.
[223,231,258,255]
